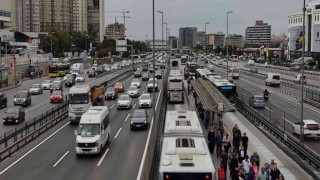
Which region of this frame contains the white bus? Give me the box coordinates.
[230,67,240,79]
[168,71,184,104]
[195,68,216,80]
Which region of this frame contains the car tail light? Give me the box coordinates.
[204,175,210,180]
[304,124,308,129]
[50,96,53,99]
[165,175,170,179]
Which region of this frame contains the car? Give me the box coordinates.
[54,77,63,82]
[88,69,96,77]
[292,120,320,138]
[142,73,149,81]
[264,62,270,67]
[50,81,63,93]
[293,74,307,84]
[130,109,149,130]
[63,74,72,82]
[75,75,85,83]
[131,79,141,88]
[114,82,124,92]
[117,94,132,109]
[65,76,75,87]
[0,93,7,108]
[30,84,43,95]
[250,67,258,73]
[41,80,52,90]
[218,61,223,65]
[249,95,265,109]
[247,60,255,66]
[134,70,142,77]
[147,78,158,92]
[111,64,118,70]
[50,90,64,103]
[3,107,25,124]
[105,87,118,100]
[14,90,31,107]
[155,70,162,79]
[138,93,152,108]
[126,86,139,98]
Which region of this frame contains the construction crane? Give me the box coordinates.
[107,9,130,29]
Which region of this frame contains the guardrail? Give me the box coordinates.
[236,98,320,179]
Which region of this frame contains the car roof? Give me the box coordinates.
[120,94,129,97]
[303,119,318,124]
[133,109,146,114]
[141,93,151,97]
[253,95,263,98]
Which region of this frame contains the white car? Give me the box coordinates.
[139,93,152,108]
[63,74,72,82]
[131,79,141,88]
[41,80,52,90]
[117,95,132,109]
[126,86,139,98]
[292,120,320,138]
[30,84,43,95]
[75,75,85,83]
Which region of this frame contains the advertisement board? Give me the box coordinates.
[289,26,304,51]
[313,24,320,52]
[9,56,14,74]
[0,32,14,42]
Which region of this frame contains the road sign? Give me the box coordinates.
[0,32,14,42]
[116,40,127,52]
[83,53,88,62]
[48,53,52,64]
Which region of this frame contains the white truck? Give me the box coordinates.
[167,72,184,104]
[71,63,84,78]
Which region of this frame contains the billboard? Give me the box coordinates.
[313,24,320,52]
[289,26,304,51]
[9,56,14,74]
[0,32,14,42]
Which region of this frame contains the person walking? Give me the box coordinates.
[250,152,260,169]
[257,167,267,180]
[220,149,228,176]
[241,132,249,157]
[242,155,251,177]
[215,130,223,158]
[229,153,239,180]
[218,164,226,180]
[238,146,245,163]
[270,163,281,180]
[222,133,232,155]
[232,126,242,154]
[207,128,216,154]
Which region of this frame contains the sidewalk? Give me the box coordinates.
[186,88,311,180]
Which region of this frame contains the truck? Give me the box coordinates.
[71,63,84,78]
[68,84,105,124]
[167,72,184,104]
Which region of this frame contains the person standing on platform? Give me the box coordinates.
[207,128,216,154]
[257,167,267,180]
[241,133,249,157]
[232,126,242,154]
[222,133,232,155]
[220,149,228,176]
[218,164,226,180]
[215,130,223,158]
[250,151,260,169]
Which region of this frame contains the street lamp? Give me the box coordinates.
[300,0,306,146]
[13,27,18,86]
[152,0,156,126]
[226,11,233,80]
[85,34,89,62]
[157,11,164,51]
[205,22,209,34]
[163,22,167,50]
[50,32,55,54]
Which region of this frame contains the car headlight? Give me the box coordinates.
[94,141,99,146]
[144,121,147,124]
[14,98,17,101]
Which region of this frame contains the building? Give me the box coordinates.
[145,39,167,51]
[207,32,225,49]
[105,22,125,39]
[245,20,271,48]
[288,0,320,55]
[11,0,40,32]
[178,27,197,49]
[72,0,87,32]
[271,34,288,47]
[226,34,243,48]
[0,0,11,29]
[196,31,208,46]
[168,36,178,49]
[87,0,105,42]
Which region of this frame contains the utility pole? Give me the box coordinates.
[157,11,164,51]
[226,11,233,80]
[300,0,306,147]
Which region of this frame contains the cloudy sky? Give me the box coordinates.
[106,0,303,41]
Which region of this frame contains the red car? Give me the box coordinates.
[114,82,124,92]
[50,90,63,103]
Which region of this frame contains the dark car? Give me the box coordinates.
[3,107,25,124]
[130,110,149,130]
[142,73,149,81]
[50,81,63,93]
[134,70,142,77]
[14,90,31,107]
[155,70,162,79]
[65,76,75,87]
[105,87,118,100]
[88,69,96,77]
[0,93,7,108]
[96,65,105,74]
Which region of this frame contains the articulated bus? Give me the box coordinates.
[48,63,70,77]
[211,80,237,102]
[231,55,239,62]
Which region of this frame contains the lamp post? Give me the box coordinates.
[226,11,233,79]
[50,32,55,54]
[85,34,89,63]
[152,0,156,124]
[163,22,167,50]
[13,27,18,86]
[300,0,306,147]
[205,22,209,34]
[157,11,164,51]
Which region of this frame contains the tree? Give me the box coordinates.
[215,45,222,54]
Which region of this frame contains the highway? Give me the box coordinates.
[211,60,320,155]
[0,66,166,180]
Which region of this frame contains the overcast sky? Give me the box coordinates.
[106,0,303,41]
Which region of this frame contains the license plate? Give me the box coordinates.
[136,125,141,127]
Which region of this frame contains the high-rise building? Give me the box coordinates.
[12,0,40,32]
[207,32,225,48]
[196,31,208,46]
[245,20,271,48]
[87,0,105,42]
[168,36,178,49]
[226,34,243,48]
[72,0,87,32]
[0,0,11,29]
[178,27,197,49]
[105,22,125,39]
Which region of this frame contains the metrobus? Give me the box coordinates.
[211,80,237,102]
[195,68,216,80]
[170,59,181,70]
[48,63,70,77]
[230,67,240,79]
[231,55,239,62]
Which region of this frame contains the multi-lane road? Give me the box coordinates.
[0,64,165,180]
[211,60,320,155]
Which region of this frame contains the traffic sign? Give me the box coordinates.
[83,53,88,62]
[48,53,52,64]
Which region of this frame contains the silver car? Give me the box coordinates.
[249,95,265,109]
[117,95,132,109]
[41,80,52,90]
[139,93,152,108]
[30,84,43,95]
[126,86,139,98]
[75,75,85,83]
[131,79,141,88]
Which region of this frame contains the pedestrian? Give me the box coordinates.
[241,132,249,157]
[232,124,238,134]
[220,149,228,176]
[270,163,281,180]
[218,164,226,180]
[238,146,245,163]
[278,173,285,180]
[207,128,216,154]
[242,155,251,176]
[252,161,259,179]
[257,167,267,180]
[39,69,42,78]
[232,125,242,154]
[265,163,271,180]
[215,130,223,158]
[222,133,232,155]
[246,166,255,180]
[237,166,246,180]
[250,152,260,169]
[229,153,239,180]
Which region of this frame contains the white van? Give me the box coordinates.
[75,106,110,156]
[265,73,281,87]
[247,60,255,66]
[294,74,307,84]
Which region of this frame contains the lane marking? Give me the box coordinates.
[240,92,246,96]
[286,107,296,113]
[265,107,274,112]
[110,104,115,109]
[142,90,145,93]
[97,148,110,167]
[53,151,69,167]
[125,114,130,122]
[0,122,70,175]
[133,103,136,109]
[114,128,122,139]
[282,117,294,125]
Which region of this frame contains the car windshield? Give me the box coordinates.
[273,75,280,80]
[43,80,51,84]
[52,83,60,87]
[140,94,150,100]
[255,96,264,100]
[6,108,19,114]
[132,111,146,118]
[107,87,115,92]
[115,82,122,86]
[132,79,139,83]
[31,84,40,88]
[129,86,137,91]
[16,91,27,98]
[52,91,62,95]
[69,93,89,104]
[78,124,100,136]
[119,95,129,100]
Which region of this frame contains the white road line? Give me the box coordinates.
[125,114,130,122]
[97,148,110,167]
[114,128,122,139]
[282,117,294,125]
[110,104,115,109]
[53,151,69,167]
[133,103,136,109]
[142,90,145,93]
[265,107,274,112]
[137,86,162,180]
[0,122,70,175]
[286,107,296,112]
[123,76,133,83]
